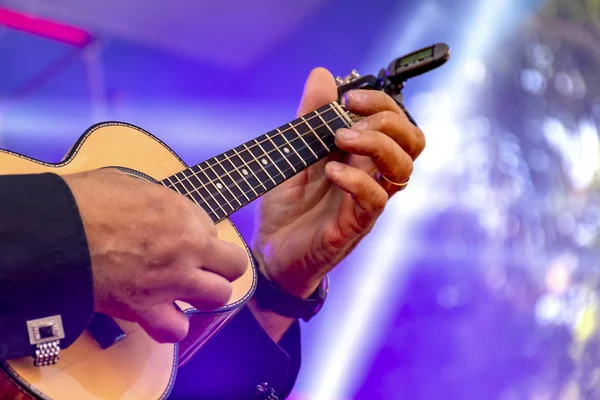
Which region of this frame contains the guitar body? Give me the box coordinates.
[0,122,257,400]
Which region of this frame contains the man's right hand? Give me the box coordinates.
[63,169,248,343]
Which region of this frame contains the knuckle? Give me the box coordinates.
[415,127,427,153]
[193,231,211,254]
[378,111,398,132]
[206,221,218,237]
[372,189,388,211]
[403,159,415,177]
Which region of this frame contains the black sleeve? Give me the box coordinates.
[0,173,94,360]
[170,306,302,400]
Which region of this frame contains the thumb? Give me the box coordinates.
[296,67,339,117]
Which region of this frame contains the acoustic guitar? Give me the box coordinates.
[0,43,450,400]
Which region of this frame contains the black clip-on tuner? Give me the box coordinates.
[337,42,451,127]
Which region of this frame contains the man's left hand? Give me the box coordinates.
[251,67,426,298]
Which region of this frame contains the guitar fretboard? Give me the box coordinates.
[161,101,352,222]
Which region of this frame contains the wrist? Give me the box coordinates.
[252,251,324,299]
[251,253,328,322]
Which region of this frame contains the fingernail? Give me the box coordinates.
[352,119,368,130]
[349,90,367,103]
[339,129,359,140]
[328,161,344,172]
[342,90,367,107]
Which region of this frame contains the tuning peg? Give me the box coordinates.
[342,70,361,84]
[336,70,360,86]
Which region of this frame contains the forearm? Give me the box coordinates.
[0,173,94,360]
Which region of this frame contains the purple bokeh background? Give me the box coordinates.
[2,1,599,399]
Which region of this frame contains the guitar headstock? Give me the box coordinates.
[335,70,380,98]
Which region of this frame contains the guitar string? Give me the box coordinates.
[163,102,347,208]
[170,110,345,197]
[172,111,345,214]
[185,101,346,184]
[166,111,349,219]
[168,112,343,219]
[163,105,348,217]
[164,104,351,210]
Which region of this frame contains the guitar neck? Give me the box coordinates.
[161,101,353,222]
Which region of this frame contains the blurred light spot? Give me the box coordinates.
[570,70,587,98]
[554,72,574,97]
[480,209,502,232]
[575,308,596,342]
[574,224,596,247]
[535,295,562,323]
[521,68,546,95]
[546,262,571,294]
[419,115,462,174]
[571,119,600,190]
[556,212,576,236]
[532,43,554,67]
[543,117,588,185]
[463,60,487,84]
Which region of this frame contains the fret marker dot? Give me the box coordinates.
[242,169,249,175]
[283,147,290,154]
[216,183,223,189]
[261,159,268,165]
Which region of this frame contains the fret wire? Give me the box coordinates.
[276,127,306,167]
[253,138,287,179]
[301,115,331,151]
[169,174,204,209]
[175,170,203,204]
[242,143,276,185]
[163,175,222,221]
[192,112,343,195]
[214,155,250,202]
[237,103,341,157]
[175,174,203,207]
[223,151,259,197]
[188,167,229,216]
[181,130,339,217]
[196,103,341,185]
[232,147,267,192]
[192,152,325,214]
[331,102,353,126]
[185,169,226,219]
[265,133,297,173]
[289,121,318,159]
[165,174,223,222]
[163,177,182,194]
[203,160,241,208]
[166,109,349,217]
[182,172,210,207]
